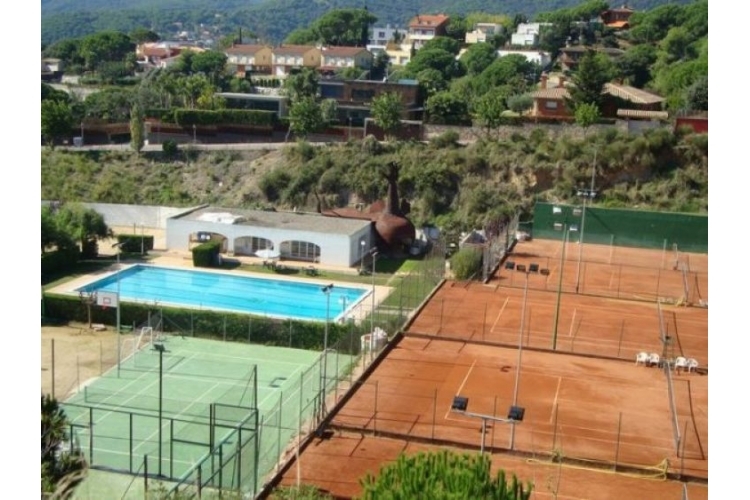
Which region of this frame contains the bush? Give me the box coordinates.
[41,247,81,277]
[116,234,154,254]
[192,241,221,268]
[450,247,483,280]
[430,130,461,148]
[162,140,178,156]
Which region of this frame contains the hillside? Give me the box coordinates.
[41,127,709,233]
[41,0,695,45]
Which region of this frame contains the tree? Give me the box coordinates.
[313,8,377,46]
[425,90,470,125]
[79,31,134,70]
[130,104,145,154]
[566,50,615,112]
[370,92,403,140]
[406,48,465,81]
[474,87,509,134]
[284,28,318,45]
[54,203,112,257]
[359,450,533,499]
[83,87,135,121]
[507,94,533,114]
[42,394,87,497]
[129,27,160,44]
[284,68,319,103]
[574,102,601,133]
[460,42,498,76]
[684,76,708,111]
[288,97,323,139]
[190,50,229,85]
[42,82,71,104]
[41,99,73,146]
[616,44,657,88]
[421,36,461,55]
[42,205,75,253]
[320,99,339,126]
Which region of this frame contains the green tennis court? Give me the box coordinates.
[61,335,343,496]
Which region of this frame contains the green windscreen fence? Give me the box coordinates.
[528,202,707,253]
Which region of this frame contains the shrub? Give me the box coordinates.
[450,246,483,280]
[192,241,221,268]
[162,140,178,156]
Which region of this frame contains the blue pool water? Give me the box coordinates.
[76,265,368,321]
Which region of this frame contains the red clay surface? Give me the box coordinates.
[273,241,708,499]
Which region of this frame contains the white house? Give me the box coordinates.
[510,22,552,47]
[369,24,405,47]
[496,49,552,68]
[406,14,450,50]
[166,206,373,267]
[465,23,504,44]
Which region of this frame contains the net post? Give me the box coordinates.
[170,418,174,479]
[129,413,133,473]
[143,455,148,495]
[89,406,94,464]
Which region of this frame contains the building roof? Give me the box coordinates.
[273,45,318,56]
[604,83,664,104]
[530,87,570,99]
[321,46,370,57]
[617,109,669,119]
[408,14,450,29]
[225,44,269,55]
[175,207,371,236]
[606,21,630,28]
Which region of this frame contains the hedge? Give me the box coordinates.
[42,247,81,277]
[173,109,277,127]
[42,293,359,352]
[192,241,221,268]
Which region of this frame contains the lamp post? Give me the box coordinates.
[320,284,334,415]
[111,242,124,376]
[551,225,568,350]
[370,250,378,335]
[451,397,524,454]
[192,124,197,144]
[574,153,597,294]
[510,268,530,450]
[153,342,166,477]
[359,240,366,273]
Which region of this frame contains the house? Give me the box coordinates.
[496,49,551,68]
[319,78,423,123]
[369,24,405,47]
[319,46,373,76]
[42,58,64,82]
[271,45,322,77]
[224,44,273,77]
[559,46,625,72]
[600,4,635,29]
[385,42,414,66]
[529,75,667,121]
[136,42,205,69]
[407,14,450,50]
[510,23,552,47]
[465,23,504,44]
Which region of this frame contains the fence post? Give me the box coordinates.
[89,407,94,464]
[248,316,252,343]
[439,298,444,334]
[432,388,437,440]
[483,303,487,341]
[617,320,625,358]
[277,391,283,466]
[51,338,55,399]
[129,413,134,473]
[552,403,559,451]
[374,381,379,436]
[170,419,174,479]
[655,268,662,301]
[144,455,148,495]
[223,316,227,341]
[614,412,622,471]
[491,396,498,450]
[681,419,688,479]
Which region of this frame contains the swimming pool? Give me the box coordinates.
[75,265,369,321]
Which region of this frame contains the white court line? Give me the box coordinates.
[609,271,616,289]
[133,380,221,456]
[568,309,577,337]
[443,360,477,420]
[550,377,562,423]
[491,298,510,334]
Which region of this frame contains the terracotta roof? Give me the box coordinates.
[617,109,669,119]
[321,46,369,57]
[530,87,570,99]
[273,45,318,56]
[142,47,175,58]
[408,14,450,29]
[606,21,630,28]
[225,44,269,55]
[604,83,664,104]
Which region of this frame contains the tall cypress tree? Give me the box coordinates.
[565,49,615,112]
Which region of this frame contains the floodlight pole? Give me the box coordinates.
[153,343,166,477]
[510,270,529,450]
[551,225,568,350]
[575,151,597,294]
[112,242,124,377]
[320,284,334,416]
[370,250,378,335]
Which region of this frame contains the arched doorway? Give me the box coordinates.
[280,240,321,262]
[234,236,274,256]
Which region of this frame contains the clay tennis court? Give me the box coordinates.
[272,241,708,499]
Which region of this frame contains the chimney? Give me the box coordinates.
[558,75,566,87]
[540,73,548,89]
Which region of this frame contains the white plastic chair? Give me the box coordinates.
[686,358,699,373]
[648,353,661,367]
[635,352,650,366]
[674,356,688,373]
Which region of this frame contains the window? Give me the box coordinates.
[545,101,558,109]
